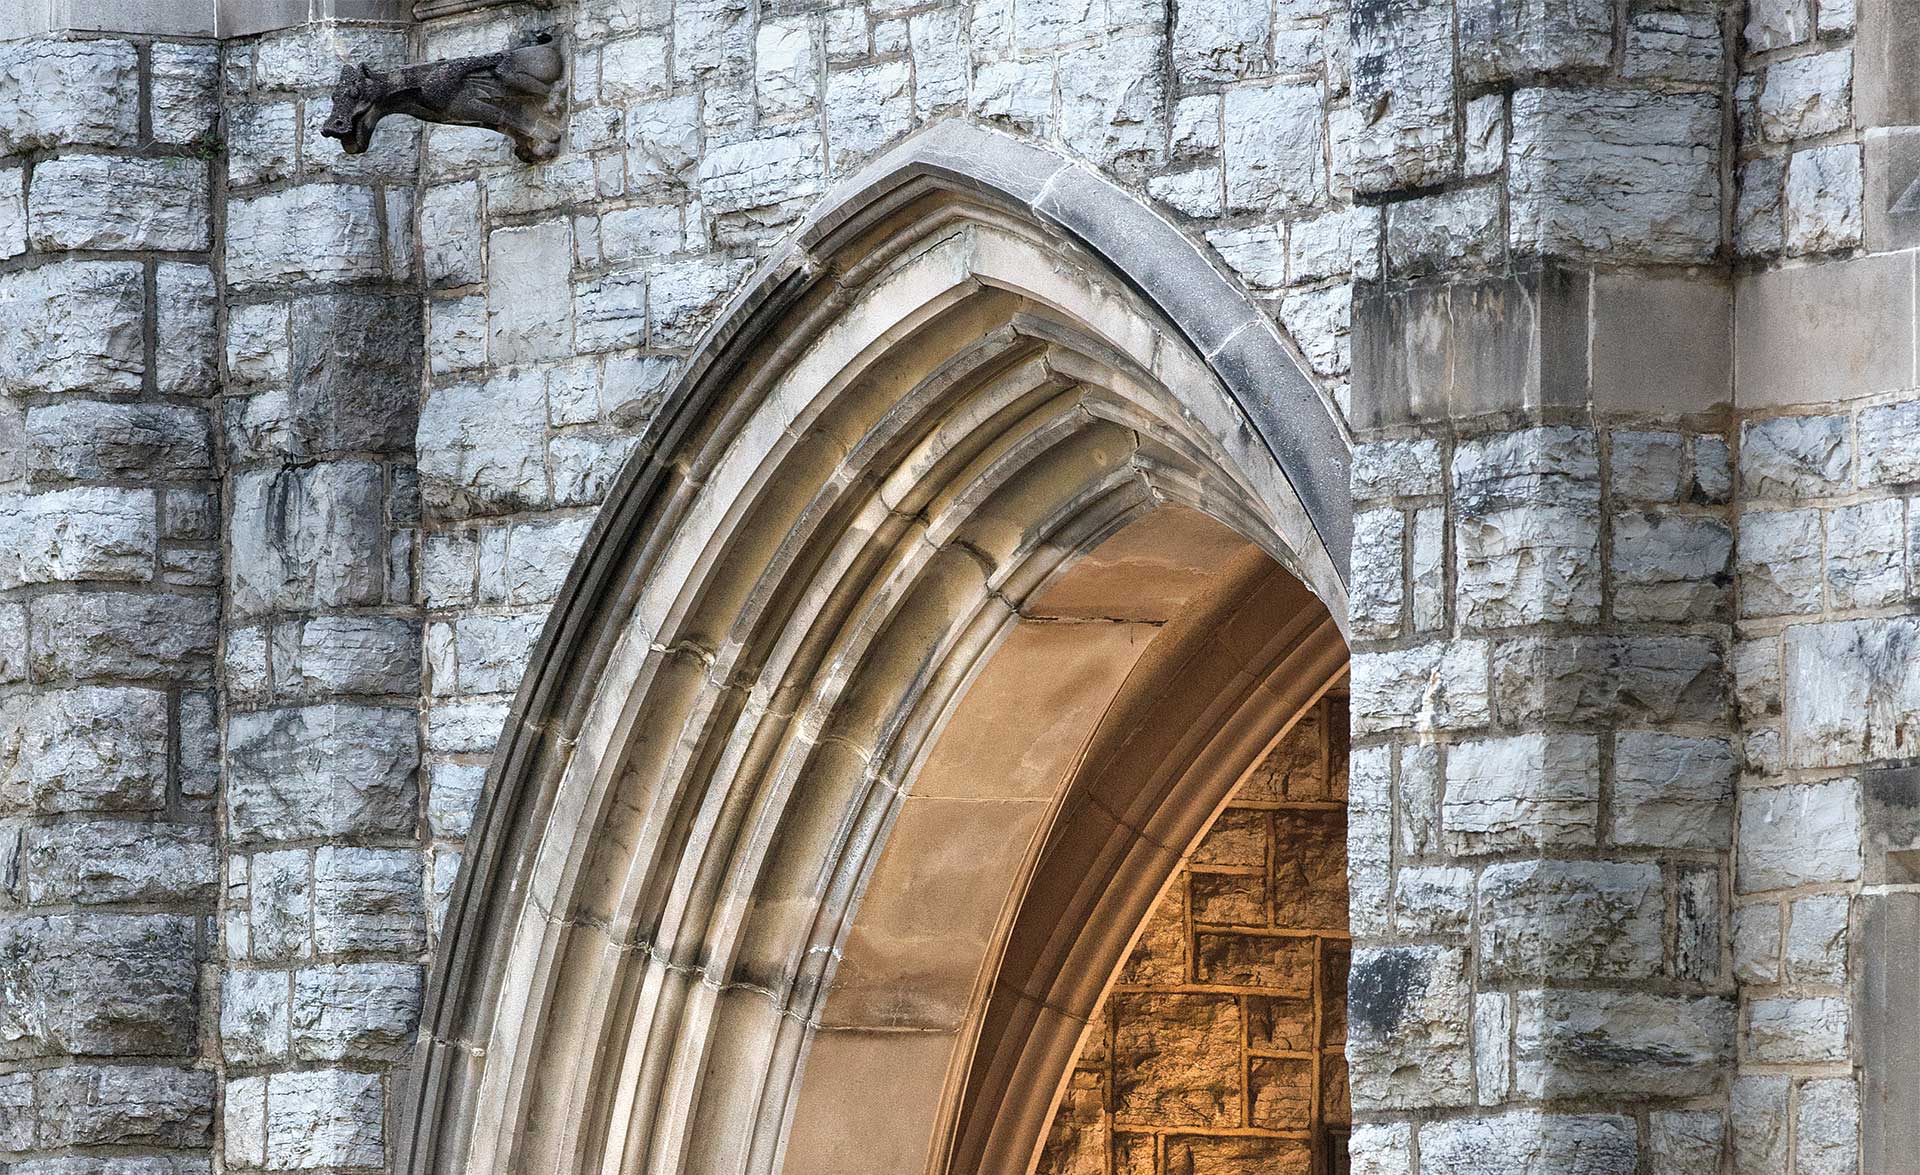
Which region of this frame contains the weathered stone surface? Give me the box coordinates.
[1350,1123,1411,1175]
[1352,438,1443,500]
[1350,640,1490,734]
[1393,864,1473,935]
[1650,1110,1725,1175]
[1059,31,1169,180]
[1347,0,1455,193]
[232,294,423,459]
[826,60,915,168]
[1796,1078,1859,1175]
[1513,990,1731,1098]
[0,40,139,154]
[1490,632,1723,726]
[427,761,487,839]
[0,487,156,590]
[291,963,422,1063]
[489,220,574,364]
[1826,498,1905,610]
[155,263,217,396]
[1109,993,1240,1126]
[150,42,219,144]
[1611,733,1736,849]
[699,130,824,216]
[1386,186,1502,277]
[1347,945,1472,1111]
[226,705,419,843]
[228,463,386,618]
[0,914,198,1060]
[418,374,550,515]
[28,593,216,684]
[262,1069,386,1170]
[1444,735,1600,854]
[649,257,752,348]
[1785,144,1864,255]
[33,1065,212,1149]
[1737,156,1786,257]
[1737,508,1824,617]
[276,616,421,698]
[0,165,24,261]
[1734,902,1781,983]
[226,185,387,290]
[1476,860,1662,981]
[1349,507,1404,638]
[1747,996,1848,1063]
[427,698,510,756]
[20,821,214,906]
[312,847,425,956]
[1784,620,1920,769]
[1786,893,1850,984]
[1223,81,1326,211]
[1623,4,1724,82]
[246,849,310,965]
[1859,401,1920,486]
[573,269,647,352]
[221,968,291,1066]
[1173,0,1269,82]
[1760,49,1854,141]
[1508,88,1721,262]
[1419,1112,1637,1175]
[0,260,144,397]
[1610,512,1731,622]
[1452,428,1602,628]
[1458,0,1612,80]
[1744,413,1852,497]
[1607,430,1685,503]
[1733,1075,1789,1175]
[1738,778,1862,892]
[27,157,211,252]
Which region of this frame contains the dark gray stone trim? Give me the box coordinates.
[2,0,409,42]
[397,118,1353,1175]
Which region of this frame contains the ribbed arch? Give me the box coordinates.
[400,122,1353,1175]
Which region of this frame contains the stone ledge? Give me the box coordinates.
[2,0,409,42]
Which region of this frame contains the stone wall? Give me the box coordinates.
[0,31,223,1175]
[1039,694,1352,1175]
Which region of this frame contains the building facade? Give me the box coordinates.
[0,0,1915,1172]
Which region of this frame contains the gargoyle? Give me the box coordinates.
[321,30,566,164]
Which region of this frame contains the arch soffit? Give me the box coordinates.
[402,120,1356,1175]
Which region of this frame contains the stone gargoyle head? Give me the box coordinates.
[320,62,389,155]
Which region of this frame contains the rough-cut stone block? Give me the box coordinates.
[233,294,423,459]
[1785,620,1920,769]
[291,963,423,1063]
[1610,430,1687,502]
[1747,996,1848,1063]
[1650,1110,1726,1175]
[1859,402,1920,486]
[649,257,752,348]
[312,847,425,956]
[1351,437,1442,499]
[1173,0,1269,82]
[0,40,139,154]
[1223,81,1327,211]
[1386,187,1502,277]
[1796,1078,1859,1175]
[453,613,545,695]
[0,260,144,397]
[1786,893,1850,984]
[226,705,419,843]
[1508,88,1721,263]
[699,130,823,215]
[1109,993,1240,1127]
[221,968,291,1066]
[1760,49,1854,142]
[21,821,215,906]
[1420,1112,1636,1175]
[1058,31,1168,180]
[0,165,23,261]
[28,593,216,684]
[1459,0,1613,81]
[0,914,197,1061]
[1350,640,1490,734]
[1393,865,1473,935]
[1477,860,1662,981]
[155,263,217,396]
[1786,144,1864,255]
[826,60,915,169]
[489,220,574,364]
[418,374,550,515]
[1492,631,1726,727]
[0,487,156,591]
[34,1065,212,1149]
[1737,508,1824,617]
[1827,498,1905,610]
[1734,902,1781,983]
[1349,507,1404,638]
[1452,427,1602,628]
[1623,5,1725,82]
[263,1069,386,1171]
[1738,778,1862,891]
[1444,735,1600,854]
[1611,733,1735,849]
[276,616,421,698]
[228,463,386,618]
[247,849,310,964]
[1350,1123,1411,1175]
[427,698,510,754]
[28,156,211,252]
[151,42,219,144]
[1347,945,1472,1111]
[1346,0,1455,193]
[1513,990,1731,1098]
[1733,1075,1789,1175]
[1610,512,1731,622]
[226,185,386,290]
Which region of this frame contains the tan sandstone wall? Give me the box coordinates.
[1039,693,1351,1175]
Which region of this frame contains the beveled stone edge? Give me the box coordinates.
[2,0,410,42]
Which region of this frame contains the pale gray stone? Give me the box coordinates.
[489,220,574,364]
[313,847,425,955]
[454,613,545,695]
[21,821,214,906]
[1785,144,1864,255]
[1747,996,1848,1063]
[1173,0,1269,81]
[224,1076,267,1168]
[649,257,751,347]
[1786,893,1850,984]
[1474,991,1510,1105]
[1146,168,1223,219]
[574,269,647,352]
[1290,206,1362,284]
[1508,88,1721,262]
[430,294,487,376]
[1352,437,1442,499]
[1745,0,1811,48]
[551,432,638,506]
[275,616,420,698]
[1738,778,1862,891]
[1796,1078,1859,1175]
[1477,859,1662,981]
[1278,282,1350,377]
[500,514,595,605]
[1410,508,1445,632]
[1817,0,1855,32]
[221,968,290,1066]
[429,698,511,755]
[1650,1111,1725,1175]
[1859,402,1920,485]
[247,849,310,964]
[1205,224,1286,290]
[0,165,23,260]
[1623,4,1725,83]
[1393,864,1473,935]
[226,705,419,843]
[1610,512,1732,622]
[1827,499,1905,609]
[0,40,139,154]
[422,182,483,288]
[226,185,386,290]
[627,92,702,185]
[228,463,386,618]
[155,263,217,396]
[1350,1123,1411,1175]
[1760,48,1853,142]
[0,487,157,591]
[971,59,1055,134]
[1386,186,1502,277]
[151,42,219,144]
[254,24,405,91]
[1693,434,1733,500]
[0,914,197,1060]
[1418,1112,1637,1175]
[601,204,683,264]
[1452,427,1602,628]
[909,9,967,116]
[33,1065,212,1149]
[1347,0,1456,193]
[225,302,290,389]
[28,156,210,252]
[1737,156,1785,256]
[28,592,216,683]
[227,100,297,188]
[1609,430,1687,501]
[827,61,915,168]
[1223,81,1327,211]
[1784,620,1920,769]
[1513,989,1731,1097]
[1733,1075,1789,1175]
[291,963,422,1062]
[26,396,207,482]
[752,20,814,116]
[1737,508,1824,617]
[1459,0,1613,81]
[1349,639,1491,735]
[1397,743,1440,857]
[1612,733,1736,849]
[0,687,168,815]
[262,1070,386,1171]
[1059,30,1168,180]
[0,260,144,397]
[699,129,823,214]
[418,374,549,515]
[428,760,487,839]
[1445,736,1600,854]
[1349,507,1404,638]
[1347,945,1473,1111]
[1735,902,1781,982]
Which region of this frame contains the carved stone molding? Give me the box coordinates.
[413,0,545,19]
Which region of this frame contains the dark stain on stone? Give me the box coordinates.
[1347,948,1426,1039]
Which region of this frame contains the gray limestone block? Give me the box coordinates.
[1476,859,1662,982]
[488,220,574,364]
[1172,0,1270,82]
[224,302,290,390]
[220,968,291,1066]
[430,294,487,376]
[0,40,140,154]
[427,760,487,839]
[599,205,684,267]
[1738,777,1862,892]
[1418,1112,1637,1175]
[0,487,157,591]
[27,156,211,253]
[422,182,484,288]
[1346,945,1473,1112]
[1456,500,1601,628]
[275,293,423,457]
[1608,430,1687,502]
[1747,996,1849,1064]
[1786,143,1864,255]
[1734,902,1781,983]
[155,263,217,397]
[312,847,426,956]
[626,92,702,186]
[1760,48,1855,142]
[227,463,387,618]
[454,612,546,695]
[1058,31,1169,182]
[1737,508,1824,617]
[225,185,387,291]
[224,1074,267,1169]
[0,260,144,398]
[0,1070,32,1149]
[226,705,419,844]
[0,687,169,816]
[291,962,423,1063]
[1796,1078,1860,1175]
[1492,632,1726,728]
[825,60,916,171]
[1385,186,1503,278]
[1610,511,1732,623]
[261,1069,387,1171]
[150,42,219,145]
[1784,619,1920,769]
[650,256,754,348]
[0,165,23,261]
[1651,1113,1726,1175]
[26,401,212,481]
[6,1159,211,1175]
[1513,990,1733,1099]
[254,24,406,92]
[1827,498,1905,611]
[1736,155,1786,258]
[1693,434,1733,502]
[1410,507,1445,632]
[1458,0,1614,82]
[418,374,551,516]
[1859,401,1920,486]
[28,592,216,683]
[1733,1075,1790,1175]
[573,268,646,353]
[1349,640,1491,735]
[227,101,298,189]
[1392,864,1474,935]
[247,848,312,964]
[1445,734,1600,855]
[274,615,422,699]
[1611,732,1736,850]
[1347,0,1456,194]
[1351,437,1442,499]
[698,130,824,216]
[1746,0,1811,48]
[1452,426,1599,510]
[1348,507,1405,639]
[299,100,421,185]
[1348,746,1392,938]
[1673,865,1722,984]
[1508,87,1722,263]
[1623,4,1725,84]
[0,914,199,1061]
[1786,893,1851,984]
[425,697,510,755]
[20,820,215,906]
[33,1065,212,1149]
[1224,81,1329,212]
[1350,1123,1411,1175]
